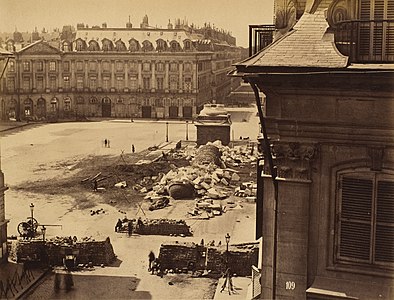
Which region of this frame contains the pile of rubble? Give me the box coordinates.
[142,141,258,204]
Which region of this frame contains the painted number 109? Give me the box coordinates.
[285,281,296,290]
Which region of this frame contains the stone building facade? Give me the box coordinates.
[0,17,242,121]
[232,0,394,299]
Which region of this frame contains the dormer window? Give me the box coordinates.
[88,40,100,51]
[184,40,191,50]
[75,39,87,51]
[129,39,140,52]
[102,39,114,51]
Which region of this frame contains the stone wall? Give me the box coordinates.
[196,124,231,146]
[8,237,116,266]
[158,241,258,276]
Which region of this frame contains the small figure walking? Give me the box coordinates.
[132,144,135,153]
[148,251,156,271]
[108,140,111,148]
[104,139,108,148]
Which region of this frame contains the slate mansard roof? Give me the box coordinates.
[234,2,348,72]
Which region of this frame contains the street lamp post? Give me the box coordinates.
[166,122,169,142]
[221,233,234,295]
[185,121,189,141]
[29,203,35,234]
[225,233,230,266]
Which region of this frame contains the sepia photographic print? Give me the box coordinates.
[0,0,393,299]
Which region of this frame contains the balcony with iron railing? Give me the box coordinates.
[249,25,275,57]
[334,19,394,63]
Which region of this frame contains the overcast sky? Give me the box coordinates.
[0,0,274,47]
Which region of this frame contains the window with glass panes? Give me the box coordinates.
[103,76,110,90]
[90,77,97,90]
[117,76,124,90]
[23,61,30,72]
[49,61,56,72]
[23,77,30,91]
[143,76,150,90]
[76,76,84,89]
[63,76,70,89]
[184,77,192,92]
[63,61,70,72]
[36,61,43,72]
[49,76,56,90]
[170,76,178,91]
[129,76,137,90]
[7,77,15,91]
[156,77,164,90]
[76,61,83,71]
[37,76,44,90]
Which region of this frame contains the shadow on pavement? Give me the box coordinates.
[23,272,151,299]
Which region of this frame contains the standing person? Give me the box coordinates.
[115,219,123,232]
[132,144,135,153]
[127,221,133,236]
[108,139,111,148]
[104,139,108,148]
[148,251,155,271]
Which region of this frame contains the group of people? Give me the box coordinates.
[103,139,111,148]
[115,217,144,236]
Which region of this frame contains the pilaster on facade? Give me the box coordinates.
[263,141,319,182]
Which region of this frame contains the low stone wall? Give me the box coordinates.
[158,241,258,276]
[8,237,116,266]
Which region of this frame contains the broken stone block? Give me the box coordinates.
[200,182,211,190]
[212,172,221,183]
[114,181,127,188]
[193,177,202,185]
[220,178,229,186]
[231,173,241,182]
[223,171,231,180]
[207,188,220,199]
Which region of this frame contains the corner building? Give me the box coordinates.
[232,0,394,299]
[0,17,242,121]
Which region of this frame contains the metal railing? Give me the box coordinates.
[251,265,261,298]
[249,25,275,57]
[334,19,394,63]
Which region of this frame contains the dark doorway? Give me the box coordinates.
[141,106,151,118]
[36,98,46,119]
[24,98,33,119]
[169,106,178,118]
[183,106,192,118]
[102,97,111,117]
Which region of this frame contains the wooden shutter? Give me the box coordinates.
[338,176,373,261]
[386,0,394,56]
[375,180,394,263]
[359,0,372,57]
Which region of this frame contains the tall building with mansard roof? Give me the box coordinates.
[0,16,243,121]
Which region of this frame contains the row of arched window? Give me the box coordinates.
[65,38,192,52]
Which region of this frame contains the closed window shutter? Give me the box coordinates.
[387,0,394,56]
[339,176,373,261]
[359,0,372,56]
[375,180,394,263]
